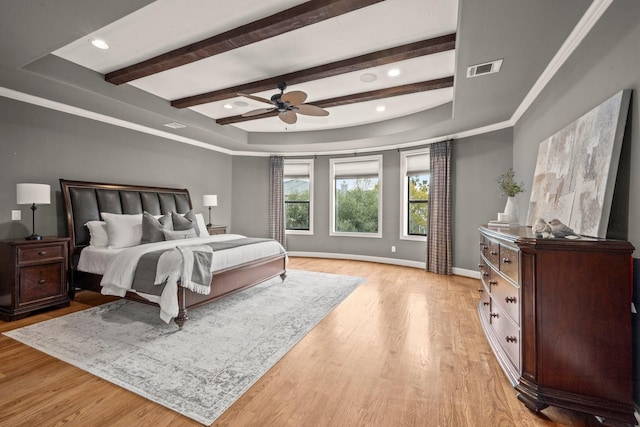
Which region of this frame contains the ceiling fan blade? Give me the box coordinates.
[296,104,330,117]
[279,110,297,124]
[241,107,275,117]
[237,93,273,105]
[281,90,307,106]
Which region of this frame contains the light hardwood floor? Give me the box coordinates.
[0,258,609,426]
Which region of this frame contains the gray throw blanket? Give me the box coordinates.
[131,238,272,296]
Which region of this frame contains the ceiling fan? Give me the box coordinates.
[238,82,329,124]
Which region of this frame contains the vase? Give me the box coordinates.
[504,196,519,224]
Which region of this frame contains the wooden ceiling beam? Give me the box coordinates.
[173,33,456,109]
[215,76,454,125]
[105,0,384,85]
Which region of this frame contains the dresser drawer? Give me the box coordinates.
[19,263,65,304]
[18,244,65,264]
[490,302,520,371]
[479,257,491,283]
[485,239,500,268]
[499,245,519,283]
[479,284,491,317]
[490,272,520,324]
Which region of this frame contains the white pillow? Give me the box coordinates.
[195,213,209,237]
[85,220,108,247]
[101,213,143,249]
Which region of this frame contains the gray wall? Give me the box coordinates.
[513,0,640,254]
[0,97,232,240]
[512,0,640,405]
[230,156,270,237]
[453,128,514,270]
[232,128,513,271]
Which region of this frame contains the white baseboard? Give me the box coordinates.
[287,251,426,269]
[288,252,482,279]
[452,267,481,279]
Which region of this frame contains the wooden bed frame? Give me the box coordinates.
[60,179,286,328]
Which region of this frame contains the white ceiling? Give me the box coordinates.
[52,0,458,133]
[1,0,598,154]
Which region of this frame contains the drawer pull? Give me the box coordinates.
[483,272,489,277]
[477,288,484,293]
[490,250,498,256]
[39,251,47,256]
[506,336,517,343]
[483,302,490,306]
[502,258,512,264]
[38,279,46,284]
[490,313,499,319]
[478,263,484,268]
[505,296,517,304]
[489,280,497,286]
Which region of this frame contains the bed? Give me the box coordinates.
[60,179,287,329]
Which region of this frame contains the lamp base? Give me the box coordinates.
[26,234,42,241]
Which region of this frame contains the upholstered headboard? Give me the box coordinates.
[60,179,192,257]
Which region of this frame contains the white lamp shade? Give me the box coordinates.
[203,194,218,207]
[17,183,51,205]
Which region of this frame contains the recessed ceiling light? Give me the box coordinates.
[376,105,386,112]
[90,39,109,50]
[360,73,377,83]
[234,101,249,107]
[223,104,233,109]
[387,68,400,77]
[163,122,186,129]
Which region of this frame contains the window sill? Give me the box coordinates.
[400,235,427,242]
[330,231,382,239]
[286,230,313,236]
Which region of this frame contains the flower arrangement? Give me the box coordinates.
[496,168,525,197]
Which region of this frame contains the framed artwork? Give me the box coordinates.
[526,89,631,238]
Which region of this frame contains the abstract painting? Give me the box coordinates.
[526,89,630,238]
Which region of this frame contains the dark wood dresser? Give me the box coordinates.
[478,225,636,426]
[0,237,70,321]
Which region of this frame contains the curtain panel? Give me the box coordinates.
[269,156,286,248]
[426,140,452,274]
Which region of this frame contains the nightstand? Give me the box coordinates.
[207,225,227,235]
[0,237,70,321]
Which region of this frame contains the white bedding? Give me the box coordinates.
[77,234,286,323]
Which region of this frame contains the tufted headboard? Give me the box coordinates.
[60,179,192,260]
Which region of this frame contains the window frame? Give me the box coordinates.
[330,154,383,238]
[284,159,314,235]
[400,148,429,241]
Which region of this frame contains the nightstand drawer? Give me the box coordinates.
[19,263,65,304]
[208,226,227,235]
[18,244,64,264]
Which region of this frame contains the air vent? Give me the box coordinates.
[163,122,186,129]
[467,59,503,78]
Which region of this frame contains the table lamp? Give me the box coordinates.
[203,194,218,228]
[17,183,51,240]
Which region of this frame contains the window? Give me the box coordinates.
[330,155,383,238]
[284,159,313,234]
[401,149,429,240]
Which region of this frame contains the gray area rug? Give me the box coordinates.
[4,270,364,425]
